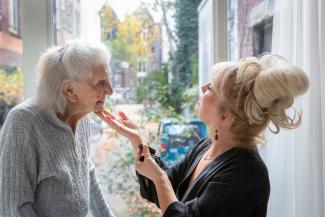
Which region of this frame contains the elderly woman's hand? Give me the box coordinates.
[95,110,143,151]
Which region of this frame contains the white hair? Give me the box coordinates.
[35,40,111,114]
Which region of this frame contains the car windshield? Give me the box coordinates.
[165,123,201,138]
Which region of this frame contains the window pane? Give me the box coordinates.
[50,1,163,216]
[0,0,23,128]
[227,0,275,61]
[52,0,81,45]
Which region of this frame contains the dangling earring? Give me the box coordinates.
[215,130,219,140]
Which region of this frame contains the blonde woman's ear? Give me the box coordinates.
[220,111,234,127]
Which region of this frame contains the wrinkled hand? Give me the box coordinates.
[95,110,143,151]
[136,144,164,182]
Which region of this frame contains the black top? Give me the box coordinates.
[137,139,270,217]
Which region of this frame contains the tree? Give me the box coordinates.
[109,15,143,72]
[152,0,177,60]
[100,3,119,42]
[139,0,201,114]
[158,0,201,114]
[0,67,23,126]
[174,0,201,88]
[101,4,161,78]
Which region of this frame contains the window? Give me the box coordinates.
[8,0,20,36]
[253,17,273,56]
[138,60,147,73]
[0,0,23,127]
[142,61,146,73]
[0,2,3,30]
[227,0,274,61]
[63,1,73,31]
[52,0,81,45]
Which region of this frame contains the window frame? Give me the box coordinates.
[197,0,228,86]
[23,0,54,98]
[8,0,21,36]
[253,16,273,57]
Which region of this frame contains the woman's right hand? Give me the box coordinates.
[95,110,143,151]
[136,144,165,182]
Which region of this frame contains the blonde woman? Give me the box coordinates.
[0,40,115,217]
[97,54,309,217]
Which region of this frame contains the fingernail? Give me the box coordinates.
[119,111,127,120]
[148,147,156,155]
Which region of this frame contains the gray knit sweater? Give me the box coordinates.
[0,98,115,217]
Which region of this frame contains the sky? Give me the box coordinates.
[108,0,141,20]
[107,0,161,21]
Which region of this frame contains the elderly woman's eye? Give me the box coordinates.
[96,81,105,87]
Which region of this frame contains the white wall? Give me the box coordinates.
[197,0,227,87]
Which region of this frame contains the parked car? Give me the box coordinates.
[157,118,207,166]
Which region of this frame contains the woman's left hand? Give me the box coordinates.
[136,144,165,182]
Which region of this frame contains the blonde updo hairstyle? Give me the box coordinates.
[211,54,309,147]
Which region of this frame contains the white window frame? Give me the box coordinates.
[0,1,3,30]
[197,0,227,86]
[23,0,53,98]
[8,0,20,35]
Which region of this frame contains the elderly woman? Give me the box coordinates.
[97,54,309,217]
[0,40,115,217]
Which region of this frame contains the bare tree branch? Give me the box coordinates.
[154,0,177,60]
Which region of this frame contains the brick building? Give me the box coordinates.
[52,0,81,45]
[228,0,274,60]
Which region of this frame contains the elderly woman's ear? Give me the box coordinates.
[62,80,78,102]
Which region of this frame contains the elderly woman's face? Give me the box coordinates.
[76,65,112,113]
[195,82,222,125]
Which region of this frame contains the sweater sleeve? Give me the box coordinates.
[136,155,171,207]
[0,109,38,217]
[89,160,115,217]
[78,116,115,217]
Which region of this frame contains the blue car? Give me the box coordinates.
[157,118,207,166]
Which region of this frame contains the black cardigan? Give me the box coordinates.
[137,139,270,217]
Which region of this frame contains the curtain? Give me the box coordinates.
[259,0,325,216]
